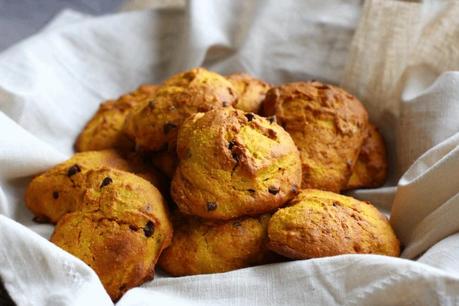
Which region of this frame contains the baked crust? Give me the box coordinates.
[25,150,130,223]
[124,68,237,152]
[50,169,172,301]
[25,150,167,223]
[75,84,158,152]
[227,73,271,113]
[171,107,302,220]
[158,213,280,276]
[261,81,368,192]
[346,123,388,189]
[267,189,400,259]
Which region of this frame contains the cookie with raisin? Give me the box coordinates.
[50,169,172,301]
[171,108,301,220]
[124,68,237,152]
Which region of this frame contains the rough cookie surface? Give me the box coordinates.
[25,150,131,223]
[261,81,368,192]
[267,189,400,259]
[25,150,168,223]
[158,213,279,276]
[75,84,158,152]
[227,73,271,113]
[346,123,388,189]
[124,68,237,152]
[49,166,172,301]
[51,209,171,301]
[171,107,302,220]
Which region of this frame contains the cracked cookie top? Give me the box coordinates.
[25,150,131,223]
[48,167,172,301]
[25,150,166,223]
[267,189,400,259]
[261,81,369,192]
[123,67,237,152]
[171,107,302,220]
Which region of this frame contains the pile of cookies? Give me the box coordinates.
[25,68,399,301]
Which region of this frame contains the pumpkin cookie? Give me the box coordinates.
[227,73,271,113]
[25,150,168,223]
[25,150,131,223]
[261,82,368,192]
[267,189,400,259]
[75,84,158,152]
[158,213,278,276]
[346,124,388,189]
[124,68,237,152]
[171,108,302,220]
[50,170,172,301]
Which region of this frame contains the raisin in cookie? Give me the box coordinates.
[171,107,302,220]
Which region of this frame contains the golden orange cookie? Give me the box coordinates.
[25,150,131,223]
[123,68,237,152]
[261,81,368,192]
[158,213,279,276]
[346,124,388,189]
[75,84,158,152]
[267,189,400,259]
[77,168,170,220]
[171,108,302,220]
[50,169,172,301]
[227,73,271,113]
[25,149,172,224]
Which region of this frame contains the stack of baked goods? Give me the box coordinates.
[24,67,399,301]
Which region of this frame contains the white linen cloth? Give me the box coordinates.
[0,0,458,305]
